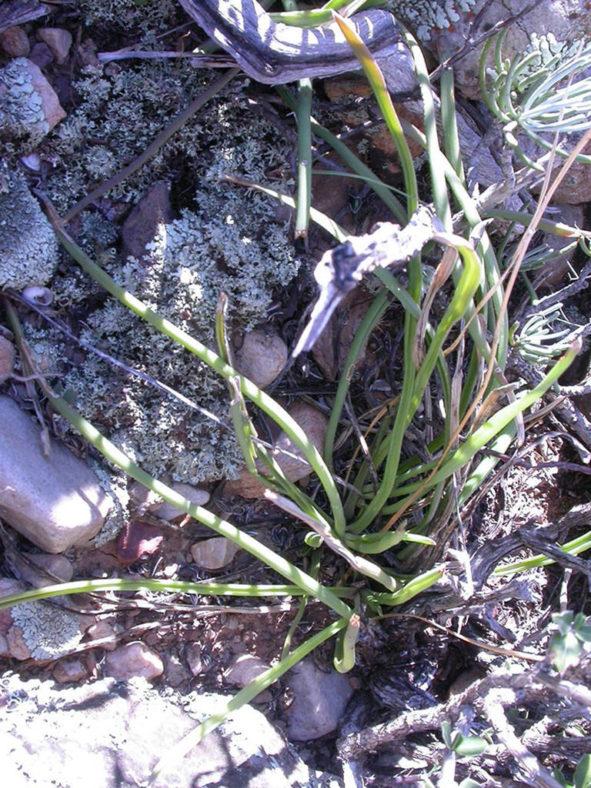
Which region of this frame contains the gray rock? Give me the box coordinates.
[0,395,112,552]
[0,674,341,787]
[286,658,353,741]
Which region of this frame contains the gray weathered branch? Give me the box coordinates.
[177,0,417,89]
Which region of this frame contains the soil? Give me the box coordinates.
[1,3,591,787]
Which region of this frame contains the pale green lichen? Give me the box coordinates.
[45,60,289,216]
[10,602,81,660]
[0,162,59,289]
[0,58,49,148]
[387,0,477,40]
[4,22,298,487]
[64,184,299,484]
[77,0,179,30]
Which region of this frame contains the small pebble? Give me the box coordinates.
[104,641,163,681]
[234,328,288,389]
[0,26,30,58]
[154,482,210,522]
[164,653,189,687]
[85,620,117,651]
[225,654,270,688]
[21,153,42,172]
[29,42,53,69]
[37,27,72,64]
[53,657,88,684]
[184,642,203,676]
[0,336,15,384]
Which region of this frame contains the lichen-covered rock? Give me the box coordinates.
[8,601,82,661]
[0,395,112,552]
[387,0,478,42]
[0,57,66,148]
[0,162,58,289]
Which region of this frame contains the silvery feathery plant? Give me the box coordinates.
[480,31,591,170]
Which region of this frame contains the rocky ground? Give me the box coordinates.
[1,1,591,786]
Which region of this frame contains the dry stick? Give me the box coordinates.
[482,693,564,788]
[61,68,239,224]
[337,667,584,773]
[337,672,529,760]
[380,612,543,663]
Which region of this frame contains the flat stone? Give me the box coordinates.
[18,552,73,587]
[7,600,82,662]
[190,537,240,570]
[37,27,72,64]
[0,675,335,788]
[104,641,164,681]
[286,658,353,741]
[0,395,112,553]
